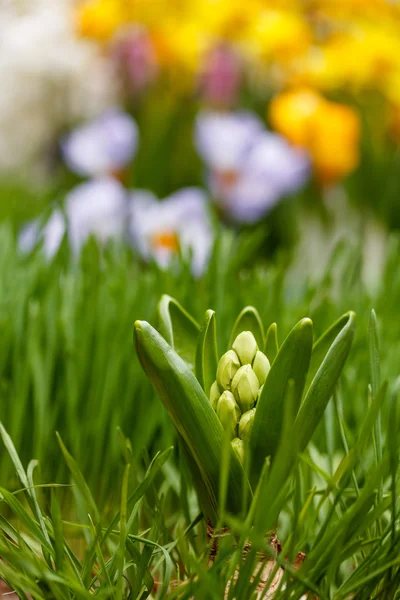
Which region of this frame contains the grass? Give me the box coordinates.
[0,221,400,597]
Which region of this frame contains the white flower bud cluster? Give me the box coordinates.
[209,331,270,462]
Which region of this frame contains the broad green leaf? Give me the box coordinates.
[293,311,356,453]
[252,380,299,533]
[196,309,218,397]
[250,318,313,485]
[157,295,199,369]
[228,306,264,350]
[134,320,250,520]
[179,435,219,524]
[264,323,278,363]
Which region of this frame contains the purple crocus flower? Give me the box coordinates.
[195,110,310,223]
[61,109,139,177]
[65,177,128,253]
[129,187,213,277]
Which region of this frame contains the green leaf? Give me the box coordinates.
[56,433,100,523]
[250,318,313,485]
[228,306,264,350]
[157,295,200,369]
[264,323,278,363]
[304,312,353,397]
[196,309,218,397]
[293,311,356,453]
[134,320,250,521]
[252,380,298,533]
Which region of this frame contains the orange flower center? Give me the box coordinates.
[151,231,180,251]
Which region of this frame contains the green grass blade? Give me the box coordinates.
[134,320,250,520]
[304,312,355,397]
[293,311,356,453]
[157,295,199,369]
[228,306,264,350]
[56,433,100,523]
[195,309,218,397]
[250,318,313,484]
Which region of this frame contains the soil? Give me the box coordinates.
[0,580,18,599]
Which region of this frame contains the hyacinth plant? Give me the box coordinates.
[134,296,356,571]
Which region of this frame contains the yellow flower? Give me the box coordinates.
[246,9,312,61]
[76,0,128,41]
[269,88,360,183]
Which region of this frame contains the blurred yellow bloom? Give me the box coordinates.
[74,0,400,125]
[270,88,360,183]
[77,0,128,41]
[246,10,312,61]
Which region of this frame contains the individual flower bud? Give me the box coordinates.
[231,365,259,412]
[209,380,220,410]
[239,408,256,441]
[216,350,240,391]
[252,351,270,386]
[232,331,258,365]
[217,391,241,438]
[231,437,244,463]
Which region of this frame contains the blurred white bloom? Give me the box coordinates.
[66,177,128,253]
[0,0,118,176]
[19,209,66,259]
[129,188,213,276]
[61,109,139,176]
[195,110,310,223]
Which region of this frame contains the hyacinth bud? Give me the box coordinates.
[216,350,240,391]
[209,380,220,410]
[217,391,241,438]
[231,364,259,412]
[231,437,244,463]
[252,350,270,386]
[232,331,258,365]
[239,408,256,441]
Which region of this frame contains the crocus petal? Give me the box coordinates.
[224,173,282,223]
[244,132,310,195]
[43,209,66,259]
[19,220,40,254]
[195,110,264,171]
[65,177,128,253]
[18,210,66,259]
[62,109,139,177]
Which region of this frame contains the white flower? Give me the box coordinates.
[61,109,139,177]
[195,110,310,223]
[129,187,213,276]
[65,177,128,253]
[0,0,117,176]
[19,209,66,259]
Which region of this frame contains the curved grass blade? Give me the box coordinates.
[265,323,279,363]
[134,320,249,520]
[293,311,356,453]
[228,306,264,350]
[304,312,354,397]
[196,309,218,397]
[250,318,313,485]
[157,295,199,369]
